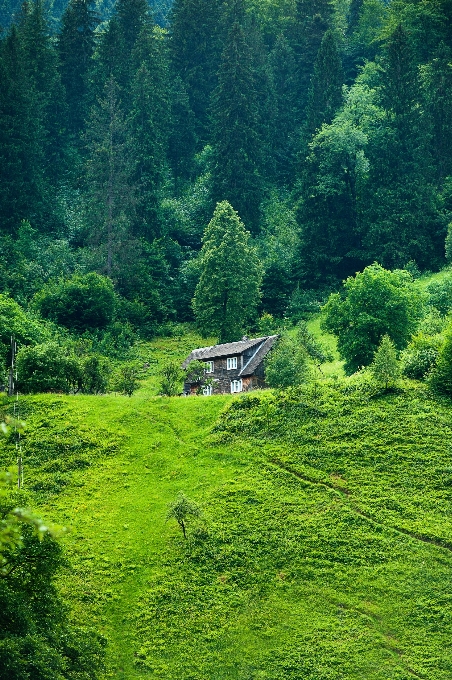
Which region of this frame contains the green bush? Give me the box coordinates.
[35,273,116,332]
[81,355,111,394]
[322,264,425,374]
[265,336,309,389]
[426,273,452,316]
[401,333,442,380]
[16,342,82,394]
[0,294,47,368]
[429,322,452,394]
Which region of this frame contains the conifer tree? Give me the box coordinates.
[304,29,344,139]
[363,24,443,268]
[422,42,452,184]
[168,75,197,184]
[128,25,171,237]
[210,20,263,233]
[192,201,262,342]
[370,334,401,390]
[169,0,227,142]
[17,0,68,184]
[0,26,47,232]
[291,0,334,115]
[85,75,134,276]
[58,0,98,138]
[269,34,299,184]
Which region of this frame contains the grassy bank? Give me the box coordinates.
[1,377,452,678]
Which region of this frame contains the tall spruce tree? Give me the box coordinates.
[58,0,98,138]
[17,0,68,185]
[169,0,227,142]
[422,42,452,184]
[192,201,262,342]
[168,75,197,185]
[304,29,344,139]
[210,19,263,233]
[128,26,171,239]
[0,26,47,232]
[85,75,134,277]
[269,34,299,185]
[363,24,444,268]
[291,0,334,116]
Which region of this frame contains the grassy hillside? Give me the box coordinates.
[2,373,452,679]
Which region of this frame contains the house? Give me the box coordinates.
[181,335,279,395]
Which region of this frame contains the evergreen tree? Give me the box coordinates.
[304,29,344,139]
[85,75,134,276]
[169,0,227,142]
[0,26,47,232]
[129,25,171,238]
[363,24,444,268]
[291,0,334,115]
[58,0,98,138]
[429,321,452,395]
[192,201,262,342]
[422,42,452,184]
[167,76,197,185]
[210,20,263,233]
[16,0,68,184]
[268,34,299,184]
[370,334,401,389]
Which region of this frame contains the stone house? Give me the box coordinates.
[181,335,279,395]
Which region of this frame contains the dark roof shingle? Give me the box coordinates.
[181,336,278,369]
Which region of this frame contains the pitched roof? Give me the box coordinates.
[239,335,279,376]
[181,335,278,369]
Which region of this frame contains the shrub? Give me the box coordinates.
[159,361,182,396]
[401,333,442,380]
[322,263,425,374]
[35,273,116,332]
[81,356,111,394]
[110,362,141,396]
[426,273,452,316]
[429,322,452,395]
[265,336,309,389]
[0,294,47,368]
[16,342,82,394]
[369,335,401,389]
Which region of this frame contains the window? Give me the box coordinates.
[230,379,242,393]
[202,384,213,396]
[227,357,238,370]
[205,361,214,373]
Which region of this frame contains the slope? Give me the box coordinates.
[1,381,452,679]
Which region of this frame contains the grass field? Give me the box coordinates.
[2,373,452,679]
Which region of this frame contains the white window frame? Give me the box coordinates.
[205,361,214,373]
[227,357,238,370]
[202,384,213,396]
[230,379,243,394]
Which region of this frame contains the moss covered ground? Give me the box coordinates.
[1,370,452,679]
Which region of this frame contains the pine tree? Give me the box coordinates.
[370,335,401,390]
[422,42,452,184]
[167,75,197,185]
[268,34,299,184]
[169,0,227,142]
[363,24,444,268]
[16,0,68,183]
[210,20,263,233]
[85,75,134,276]
[305,29,344,138]
[0,26,47,232]
[291,0,334,115]
[58,0,98,137]
[192,201,262,342]
[128,24,171,237]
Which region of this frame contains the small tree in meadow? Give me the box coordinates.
[429,322,452,395]
[370,335,401,389]
[265,335,309,389]
[166,493,201,539]
[112,362,141,396]
[159,361,182,396]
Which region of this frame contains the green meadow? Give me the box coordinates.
[2,362,452,678]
